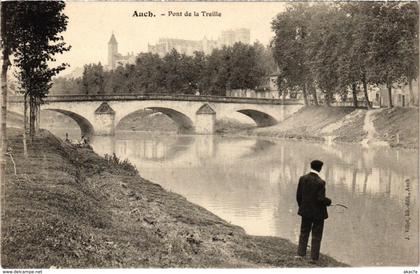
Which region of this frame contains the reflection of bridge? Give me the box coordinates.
[92,134,262,167]
[8,94,303,136]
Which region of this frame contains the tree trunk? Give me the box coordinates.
[408,78,415,106]
[362,78,372,109]
[311,84,319,106]
[1,53,10,190]
[352,83,358,108]
[29,96,36,138]
[282,89,287,101]
[35,101,40,132]
[325,91,331,107]
[23,94,28,156]
[302,83,309,106]
[387,82,393,108]
[1,52,10,220]
[24,94,28,134]
[35,102,41,132]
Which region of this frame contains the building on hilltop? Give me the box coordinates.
[219,28,250,47]
[107,29,251,68]
[148,38,205,56]
[107,33,136,70]
[108,33,118,69]
[148,28,251,57]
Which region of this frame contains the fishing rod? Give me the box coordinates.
[332,203,348,209]
[330,203,348,213]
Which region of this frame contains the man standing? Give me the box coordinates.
[296,160,332,263]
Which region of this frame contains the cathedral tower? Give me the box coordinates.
[108,33,118,69]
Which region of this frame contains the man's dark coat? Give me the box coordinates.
[296,172,332,220]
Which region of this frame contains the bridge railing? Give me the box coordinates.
[8,93,303,105]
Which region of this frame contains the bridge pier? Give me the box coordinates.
[94,102,115,136]
[195,103,216,134]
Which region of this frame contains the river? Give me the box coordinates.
[52,128,419,266]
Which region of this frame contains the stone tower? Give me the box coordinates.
[108,33,118,70]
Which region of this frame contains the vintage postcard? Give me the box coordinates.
[0,0,419,272]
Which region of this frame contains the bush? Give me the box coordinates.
[104,153,138,174]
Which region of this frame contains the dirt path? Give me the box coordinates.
[361,109,388,147]
[320,109,365,144]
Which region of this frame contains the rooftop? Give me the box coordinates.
[108,34,117,44]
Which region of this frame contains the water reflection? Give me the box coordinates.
[92,136,115,156]
[269,141,418,266]
[89,132,418,266]
[92,132,194,162]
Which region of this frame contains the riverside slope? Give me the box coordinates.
[251,106,419,149]
[1,129,346,268]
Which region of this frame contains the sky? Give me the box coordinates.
[55,2,287,75]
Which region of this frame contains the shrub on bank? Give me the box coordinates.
[104,153,138,175]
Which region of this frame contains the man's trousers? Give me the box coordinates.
[297,217,325,260]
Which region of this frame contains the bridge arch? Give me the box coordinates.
[116,107,194,133]
[43,109,95,137]
[237,109,278,127]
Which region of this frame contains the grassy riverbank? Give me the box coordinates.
[1,128,345,268]
[251,106,418,149]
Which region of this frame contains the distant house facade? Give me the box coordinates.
[226,72,281,99]
[312,79,420,108]
[226,87,280,100]
[369,80,419,107]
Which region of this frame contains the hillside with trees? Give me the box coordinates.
[50,42,276,97]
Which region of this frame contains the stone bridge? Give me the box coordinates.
[8,94,303,136]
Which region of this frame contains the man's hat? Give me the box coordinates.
[311,160,323,172]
